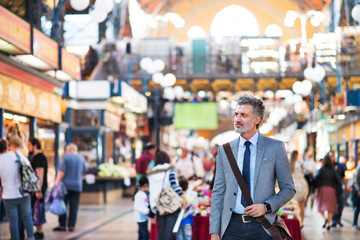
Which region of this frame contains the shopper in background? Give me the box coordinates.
[148,151,187,240]
[352,163,360,231]
[136,142,157,181]
[174,147,205,180]
[303,151,317,210]
[53,143,87,232]
[28,138,48,239]
[133,176,150,240]
[331,153,347,228]
[314,152,341,230]
[0,137,35,240]
[289,150,308,227]
[176,177,198,240]
[210,95,295,240]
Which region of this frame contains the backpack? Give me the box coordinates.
[15,151,40,194]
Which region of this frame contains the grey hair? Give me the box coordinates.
[66,143,78,153]
[237,95,265,129]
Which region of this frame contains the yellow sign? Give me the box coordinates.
[0,6,31,53]
[0,73,61,123]
[61,48,81,80]
[33,29,58,68]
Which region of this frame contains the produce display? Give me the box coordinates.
[97,163,130,178]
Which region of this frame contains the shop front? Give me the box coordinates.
[0,68,62,187]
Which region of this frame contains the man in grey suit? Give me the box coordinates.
[210,95,295,240]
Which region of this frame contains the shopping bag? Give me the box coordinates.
[33,199,46,225]
[49,198,67,215]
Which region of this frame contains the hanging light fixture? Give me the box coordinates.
[70,0,90,11]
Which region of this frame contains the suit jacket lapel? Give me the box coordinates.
[254,134,265,189]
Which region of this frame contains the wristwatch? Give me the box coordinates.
[264,202,272,213]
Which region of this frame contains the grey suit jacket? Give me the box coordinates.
[209,134,295,238]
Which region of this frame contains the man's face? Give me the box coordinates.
[181,148,189,158]
[27,142,33,152]
[233,104,260,134]
[149,148,157,157]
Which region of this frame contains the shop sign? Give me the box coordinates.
[22,84,37,116]
[0,73,61,123]
[337,127,345,142]
[0,6,31,53]
[61,48,81,80]
[7,79,22,111]
[104,111,120,131]
[346,125,351,140]
[329,131,337,145]
[33,28,58,68]
[51,95,61,123]
[355,122,360,138]
[77,80,110,99]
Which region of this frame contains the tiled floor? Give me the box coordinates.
[1,197,360,240]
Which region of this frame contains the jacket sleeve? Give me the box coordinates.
[266,142,296,212]
[209,145,226,235]
[169,169,183,195]
[134,191,150,215]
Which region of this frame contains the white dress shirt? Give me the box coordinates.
[233,131,259,214]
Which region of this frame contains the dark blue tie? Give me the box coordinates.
[241,141,251,207]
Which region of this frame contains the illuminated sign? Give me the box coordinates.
[0,6,31,53]
[61,48,81,80]
[33,28,58,68]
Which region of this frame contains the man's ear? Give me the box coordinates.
[255,116,261,125]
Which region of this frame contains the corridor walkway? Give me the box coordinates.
[1,197,360,239]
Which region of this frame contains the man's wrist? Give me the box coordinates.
[264,202,272,213]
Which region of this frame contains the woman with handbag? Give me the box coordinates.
[148,151,187,240]
[314,152,341,231]
[0,137,35,240]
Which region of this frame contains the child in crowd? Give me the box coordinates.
[176,177,198,240]
[134,176,150,240]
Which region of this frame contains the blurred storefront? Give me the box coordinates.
[0,5,80,187]
[62,80,147,166]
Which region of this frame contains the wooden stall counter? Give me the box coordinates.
[80,177,125,205]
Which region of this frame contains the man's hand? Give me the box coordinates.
[244,203,266,217]
[35,192,43,199]
[181,194,188,210]
[210,233,220,240]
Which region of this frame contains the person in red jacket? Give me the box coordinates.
[136,143,157,181]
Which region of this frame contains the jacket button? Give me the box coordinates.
[234,192,236,196]
[230,208,232,211]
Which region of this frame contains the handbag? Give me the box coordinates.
[223,143,293,240]
[33,198,46,225]
[15,152,40,194]
[49,198,67,216]
[156,170,183,215]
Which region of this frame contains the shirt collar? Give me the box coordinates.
[239,131,259,148]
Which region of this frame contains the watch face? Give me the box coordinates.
[265,203,271,212]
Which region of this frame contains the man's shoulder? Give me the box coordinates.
[65,153,84,161]
[260,135,283,145]
[0,151,16,161]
